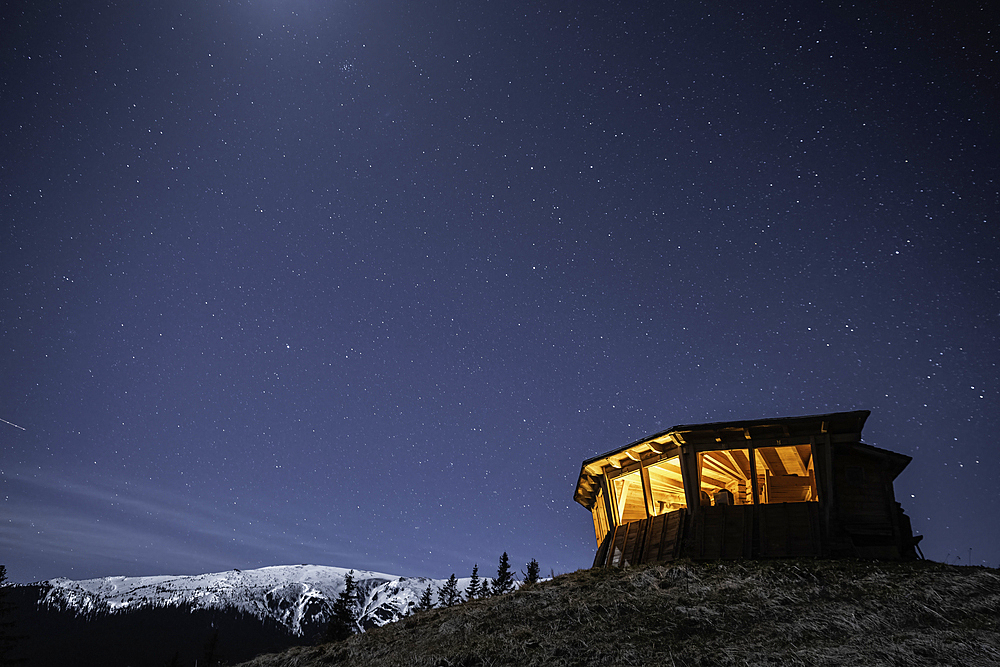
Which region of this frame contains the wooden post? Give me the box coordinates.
[680,444,700,516]
[600,476,616,530]
[822,434,834,522]
[640,465,655,519]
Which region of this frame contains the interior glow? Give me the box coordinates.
[647,456,686,514]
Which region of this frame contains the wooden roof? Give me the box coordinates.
[573,410,904,510]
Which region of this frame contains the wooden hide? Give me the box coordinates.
[577,410,919,566]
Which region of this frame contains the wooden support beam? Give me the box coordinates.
[641,466,655,519]
[703,452,746,481]
[680,445,700,513]
[722,450,751,480]
[776,445,809,476]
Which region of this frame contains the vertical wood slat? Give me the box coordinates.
[639,514,665,564]
[758,502,822,557]
[593,529,613,569]
[725,505,751,559]
[602,525,618,568]
[639,509,687,564]
[667,509,685,560]
[623,518,647,566]
[607,523,628,567]
[618,522,633,566]
[596,502,829,566]
[596,509,690,568]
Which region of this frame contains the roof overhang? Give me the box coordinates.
[573,410,873,510]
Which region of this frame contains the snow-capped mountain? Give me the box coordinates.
[40,564,470,636]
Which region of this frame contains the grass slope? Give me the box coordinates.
[237,559,1000,667]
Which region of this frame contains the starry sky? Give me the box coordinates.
[2,0,998,584]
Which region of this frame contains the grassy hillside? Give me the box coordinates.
[237,559,1000,667]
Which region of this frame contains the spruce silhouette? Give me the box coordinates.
[324,570,359,642]
[465,564,481,601]
[417,584,435,611]
[437,574,461,607]
[491,552,515,596]
[523,558,540,585]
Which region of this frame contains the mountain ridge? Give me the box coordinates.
[37,564,471,636]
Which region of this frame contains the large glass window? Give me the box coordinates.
[697,449,753,506]
[754,444,817,503]
[646,456,687,514]
[611,469,647,524]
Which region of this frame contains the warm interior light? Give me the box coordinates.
[612,470,646,524]
[591,441,820,542]
[698,449,752,505]
[647,456,686,514]
[755,444,817,503]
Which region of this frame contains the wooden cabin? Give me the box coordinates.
[574,410,921,567]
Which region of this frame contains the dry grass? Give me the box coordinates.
[236,559,1000,667]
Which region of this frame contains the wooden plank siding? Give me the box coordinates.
[833,452,898,540]
[606,523,629,567]
[757,502,822,557]
[592,530,613,569]
[688,505,754,559]
[831,450,909,558]
[596,503,825,567]
[640,510,686,564]
[597,509,688,567]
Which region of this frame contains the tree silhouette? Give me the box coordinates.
[437,574,461,607]
[200,628,219,667]
[465,564,481,601]
[324,570,359,642]
[523,558,540,585]
[0,566,22,667]
[417,584,435,611]
[491,552,515,596]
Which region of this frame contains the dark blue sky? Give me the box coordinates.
[2,0,997,583]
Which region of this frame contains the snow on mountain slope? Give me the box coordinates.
[40,565,469,636]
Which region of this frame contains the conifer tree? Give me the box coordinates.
[417,584,435,611]
[491,552,515,596]
[523,558,540,585]
[0,565,19,666]
[200,629,220,667]
[437,574,461,607]
[324,570,359,642]
[465,564,481,601]
[478,577,491,598]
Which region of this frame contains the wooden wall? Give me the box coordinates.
[593,502,825,566]
[831,448,906,558]
[594,509,686,568]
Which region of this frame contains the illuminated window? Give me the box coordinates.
[754,444,817,503]
[646,455,686,514]
[697,449,753,505]
[611,469,647,524]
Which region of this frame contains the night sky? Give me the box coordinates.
[3,1,998,584]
